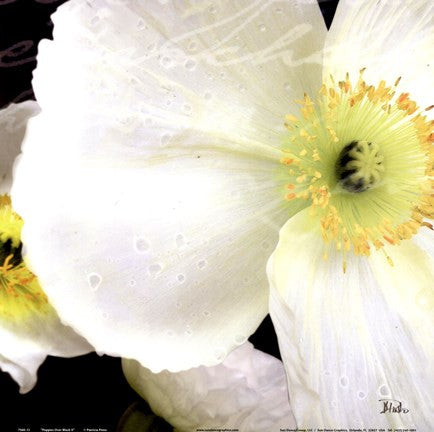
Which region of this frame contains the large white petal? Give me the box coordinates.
[122,342,295,431]
[0,101,92,393]
[35,0,326,145]
[0,101,40,193]
[324,0,433,108]
[268,209,433,429]
[12,1,326,371]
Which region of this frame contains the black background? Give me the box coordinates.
[0,1,338,430]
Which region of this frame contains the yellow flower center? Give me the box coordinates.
[281,70,433,266]
[0,194,50,322]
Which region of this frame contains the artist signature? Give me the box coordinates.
[379,398,409,414]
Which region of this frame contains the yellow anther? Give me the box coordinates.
[285,114,299,123]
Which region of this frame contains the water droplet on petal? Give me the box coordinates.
[148,263,162,277]
[166,329,174,337]
[160,133,171,146]
[379,384,390,396]
[161,56,174,69]
[339,376,349,387]
[136,19,145,30]
[197,259,207,269]
[184,59,197,71]
[88,273,102,292]
[128,279,136,287]
[202,310,211,317]
[177,274,185,283]
[358,391,366,399]
[258,24,266,32]
[134,237,150,253]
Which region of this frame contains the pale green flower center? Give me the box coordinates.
[281,70,433,265]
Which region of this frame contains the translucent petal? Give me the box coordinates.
[412,227,434,257]
[0,101,40,194]
[324,0,433,108]
[35,0,326,145]
[268,209,433,429]
[122,342,295,431]
[12,0,326,371]
[0,101,92,393]
[0,314,92,394]
[14,123,301,372]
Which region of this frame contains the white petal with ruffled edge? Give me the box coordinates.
[0,314,92,394]
[323,0,433,107]
[12,0,326,371]
[123,342,295,432]
[0,101,92,393]
[268,209,433,429]
[0,101,40,193]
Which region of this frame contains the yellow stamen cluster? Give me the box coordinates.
[0,194,50,322]
[0,194,23,247]
[281,70,433,263]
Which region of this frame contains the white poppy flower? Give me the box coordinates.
[11,0,433,428]
[123,342,295,431]
[0,101,92,393]
[12,0,326,372]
